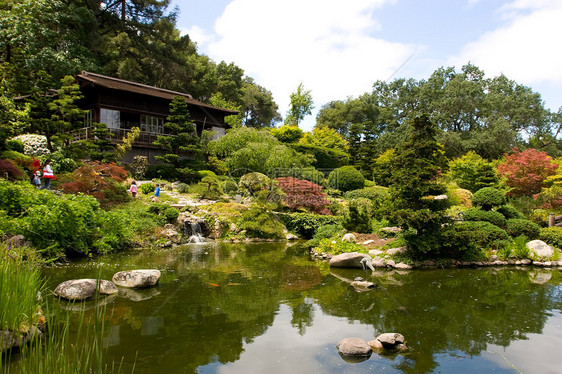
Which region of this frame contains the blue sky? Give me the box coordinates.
[171,0,562,132]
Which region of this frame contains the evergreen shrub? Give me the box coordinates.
[463,208,507,228]
[472,187,506,210]
[240,206,286,239]
[328,166,365,192]
[539,227,562,248]
[496,205,525,220]
[441,221,509,253]
[505,219,540,239]
[342,202,371,233]
[139,183,156,194]
[278,212,341,239]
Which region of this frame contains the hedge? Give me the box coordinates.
[277,212,341,239]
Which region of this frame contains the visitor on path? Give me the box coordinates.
[40,160,54,190]
[153,183,160,202]
[31,171,41,188]
[129,181,138,198]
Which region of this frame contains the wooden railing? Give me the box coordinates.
[73,127,173,148]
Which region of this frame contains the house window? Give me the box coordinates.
[84,110,93,127]
[100,109,120,129]
[140,115,164,134]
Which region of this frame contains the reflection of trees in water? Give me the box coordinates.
[311,267,562,374]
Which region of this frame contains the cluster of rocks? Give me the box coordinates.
[315,235,561,269]
[337,333,408,362]
[54,269,161,301]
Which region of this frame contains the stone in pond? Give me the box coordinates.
[53,279,118,301]
[336,337,372,362]
[376,332,405,348]
[112,269,161,288]
[329,252,371,269]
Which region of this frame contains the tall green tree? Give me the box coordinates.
[154,96,199,167]
[285,83,313,127]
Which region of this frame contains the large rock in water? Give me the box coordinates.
[336,337,372,361]
[54,279,118,300]
[329,252,372,269]
[112,269,161,288]
[527,240,555,259]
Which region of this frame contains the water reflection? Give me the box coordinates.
[41,243,562,374]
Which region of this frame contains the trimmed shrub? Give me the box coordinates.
[289,144,349,169]
[342,202,371,233]
[5,139,24,153]
[239,172,270,196]
[442,221,509,253]
[496,205,525,220]
[505,219,540,239]
[198,170,217,179]
[278,212,341,239]
[463,208,507,228]
[222,179,239,195]
[240,206,286,239]
[539,227,562,248]
[1,151,32,168]
[472,187,506,210]
[328,166,365,192]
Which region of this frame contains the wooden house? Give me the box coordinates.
[74,71,237,163]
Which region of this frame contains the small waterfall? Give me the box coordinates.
[187,222,205,244]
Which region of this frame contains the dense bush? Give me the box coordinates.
[139,183,156,194]
[472,187,506,210]
[463,208,507,228]
[441,221,509,255]
[496,205,525,220]
[5,139,24,153]
[344,186,389,204]
[448,151,499,192]
[505,219,540,239]
[289,144,349,169]
[328,165,365,192]
[240,206,286,239]
[13,134,50,156]
[147,203,179,224]
[191,176,223,199]
[0,159,25,180]
[239,172,270,195]
[222,179,239,195]
[1,151,33,169]
[539,227,562,248]
[342,202,371,233]
[271,125,304,143]
[278,212,341,239]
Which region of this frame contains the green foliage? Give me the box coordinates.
[472,187,506,210]
[463,208,507,228]
[0,158,25,180]
[239,172,271,196]
[139,183,156,194]
[192,176,223,199]
[239,206,286,239]
[226,142,310,174]
[278,212,341,239]
[342,203,372,233]
[222,179,239,195]
[289,144,349,169]
[5,139,24,153]
[314,224,343,240]
[328,165,365,192]
[129,155,149,179]
[315,238,363,255]
[147,203,179,224]
[539,227,562,248]
[285,83,313,126]
[496,204,525,219]
[344,186,389,207]
[13,134,50,156]
[505,219,540,240]
[441,221,509,256]
[209,127,277,158]
[372,149,395,187]
[512,235,531,258]
[298,127,348,153]
[447,151,499,193]
[271,125,304,143]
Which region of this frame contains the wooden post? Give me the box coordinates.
[549,213,555,227]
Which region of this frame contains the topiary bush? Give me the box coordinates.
[472,187,506,210]
[328,166,365,192]
[441,221,509,255]
[496,205,525,220]
[539,227,562,248]
[462,208,507,228]
[505,219,540,239]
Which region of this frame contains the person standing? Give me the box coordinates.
[153,183,160,202]
[129,181,138,198]
[40,160,54,190]
[31,171,41,188]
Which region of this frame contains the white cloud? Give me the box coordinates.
[450,1,562,86]
[194,0,415,130]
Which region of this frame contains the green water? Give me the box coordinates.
[40,242,562,373]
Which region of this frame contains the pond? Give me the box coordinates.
[39,242,562,373]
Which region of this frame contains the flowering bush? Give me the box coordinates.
[276,177,331,214]
[13,134,50,156]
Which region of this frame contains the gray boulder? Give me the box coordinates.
[329,252,372,269]
[341,233,357,243]
[112,269,161,288]
[54,279,118,301]
[337,337,372,360]
[527,240,555,259]
[376,332,405,348]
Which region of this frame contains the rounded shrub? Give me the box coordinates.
[442,221,509,252]
[505,219,540,239]
[328,166,365,192]
[5,139,24,153]
[463,207,507,228]
[539,227,562,248]
[496,205,525,220]
[239,172,270,195]
[472,187,506,210]
[222,179,239,195]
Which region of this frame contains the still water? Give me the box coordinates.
[42,242,562,374]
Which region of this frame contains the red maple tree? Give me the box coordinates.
[275,177,331,215]
[497,148,558,197]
